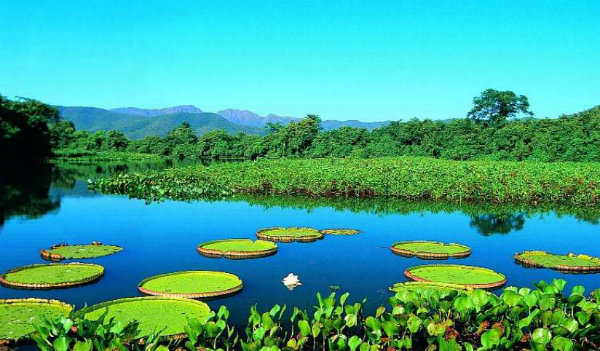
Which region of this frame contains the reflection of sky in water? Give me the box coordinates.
[1,162,600,329]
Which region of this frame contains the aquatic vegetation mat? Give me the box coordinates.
[0,263,104,289]
[92,157,600,206]
[40,242,122,261]
[138,271,243,298]
[76,297,210,337]
[0,299,73,342]
[514,250,600,272]
[391,240,471,259]
[256,227,324,242]
[198,239,277,259]
[404,264,506,289]
[320,228,360,235]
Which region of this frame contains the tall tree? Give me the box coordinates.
[467,89,533,125]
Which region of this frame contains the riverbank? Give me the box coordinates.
[92,157,600,205]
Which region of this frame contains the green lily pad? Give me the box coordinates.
[404,264,506,289]
[198,239,277,259]
[389,281,468,293]
[391,241,471,259]
[138,271,243,298]
[0,299,73,342]
[0,263,104,289]
[515,251,600,272]
[41,243,122,260]
[76,297,210,337]
[256,227,324,242]
[320,229,360,235]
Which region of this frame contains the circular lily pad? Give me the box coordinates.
[0,299,73,343]
[198,239,277,259]
[0,263,104,289]
[256,227,324,242]
[40,242,123,261]
[320,229,360,235]
[76,297,210,337]
[404,264,506,289]
[391,241,471,259]
[138,271,243,298]
[389,281,467,293]
[515,251,600,272]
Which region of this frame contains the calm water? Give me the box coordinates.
[2,161,600,332]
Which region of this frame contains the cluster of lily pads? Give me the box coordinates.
[0,227,360,345]
[4,229,600,350]
[390,240,600,291]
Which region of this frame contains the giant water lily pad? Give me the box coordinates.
[0,263,104,289]
[138,271,243,298]
[41,242,122,261]
[256,227,324,242]
[0,299,73,342]
[198,239,277,259]
[404,264,506,289]
[76,297,210,337]
[320,229,360,235]
[391,241,471,259]
[389,281,468,293]
[515,251,600,272]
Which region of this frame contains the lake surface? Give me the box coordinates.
[2,161,600,338]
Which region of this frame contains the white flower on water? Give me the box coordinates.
[282,273,301,290]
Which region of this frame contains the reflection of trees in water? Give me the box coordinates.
[0,162,59,227]
[469,213,525,235]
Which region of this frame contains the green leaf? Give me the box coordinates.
[480,329,500,349]
[298,320,310,337]
[531,328,552,345]
[551,336,574,351]
[348,335,362,351]
[53,336,69,351]
[72,341,91,351]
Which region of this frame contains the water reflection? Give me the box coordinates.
[1,160,600,235]
[469,213,525,235]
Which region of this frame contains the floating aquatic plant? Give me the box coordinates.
[0,263,104,290]
[197,239,277,259]
[138,271,243,298]
[0,299,72,342]
[515,250,600,272]
[391,240,471,259]
[40,242,122,261]
[404,264,506,289]
[256,227,323,242]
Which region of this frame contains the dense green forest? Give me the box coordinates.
[3,90,600,162]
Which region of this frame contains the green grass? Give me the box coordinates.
[200,239,276,252]
[139,271,242,294]
[406,264,506,286]
[78,297,210,336]
[46,244,122,259]
[92,157,600,205]
[258,227,322,238]
[3,263,104,285]
[517,251,600,268]
[392,241,471,255]
[0,299,72,341]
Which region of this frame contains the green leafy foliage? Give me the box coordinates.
[92,157,600,206]
[22,280,600,350]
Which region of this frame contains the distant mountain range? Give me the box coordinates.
[57,105,389,139]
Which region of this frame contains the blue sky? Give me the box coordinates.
[1,0,599,121]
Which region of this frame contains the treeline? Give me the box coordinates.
[3,91,600,162]
[57,106,600,162]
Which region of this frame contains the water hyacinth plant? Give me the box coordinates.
[27,279,600,351]
[91,157,600,206]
